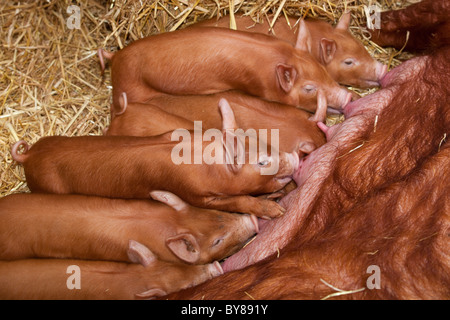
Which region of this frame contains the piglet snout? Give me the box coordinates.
[343,91,353,107]
[377,63,389,82]
[287,151,300,174]
[328,88,353,112]
[208,261,224,278]
[273,151,299,186]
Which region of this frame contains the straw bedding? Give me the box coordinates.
[0,0,418,197]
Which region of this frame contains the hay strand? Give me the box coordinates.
[320,279,366,300]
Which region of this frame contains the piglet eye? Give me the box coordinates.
[212,238,223,247]
[303,84,316,94]
[344,58,354,66]
[258,155,271,167]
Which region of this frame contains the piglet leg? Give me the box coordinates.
[203,195,286,220]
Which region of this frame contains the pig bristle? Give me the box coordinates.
[0,0,413,197]
[335,141,366,160]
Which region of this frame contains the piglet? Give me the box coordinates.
[11,101,298,219]
[0,240,223,300]
[106,90,327,158]
[0,192,258,264]
[194,12,388,90]
[99,26,351,115]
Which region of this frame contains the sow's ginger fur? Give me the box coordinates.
[165,7,450,299]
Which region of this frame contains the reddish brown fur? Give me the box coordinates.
[106,27,350,114]
[0,193,258,264]
[193,13,387,89]
[106,91,326,158]
[370,0,450,52]
[168,144,450,300]
[0,243,223,300]
[11,133,297,219]
[164,22,450,299]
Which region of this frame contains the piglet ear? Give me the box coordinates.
[218,98,237,131]
[295,19,312,53]
[219,100,244,173]
[135,288,167,300]
[298,141,317,155]
[319,38,336,65]
[166,233,200,264]
[276,63,297,93]
[116,92,128,116]
[336,12,351,30]
[149,190,188,212]
[127,240,157,267]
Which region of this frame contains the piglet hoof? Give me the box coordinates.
[135,288,167,300]
[259,200,286,220]
[257,191,286,201]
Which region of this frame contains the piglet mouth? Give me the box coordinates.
[343,92,353,107]
[326,107,343,114]
[290,151,299,174]
[327,92,352,113]
[363,79,381,87]
[275,176,293,186]
[297,156,304,171]
[274,152,299,185]
[293,157,305,182]
[361,65,389,88]
[378,64,389,82]
[292,149,304,173]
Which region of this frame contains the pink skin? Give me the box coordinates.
[377,63,389,85]
[379,56,427,88]
[221,57,421,273]
[360,62,388,88]
[342,87,395,119]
